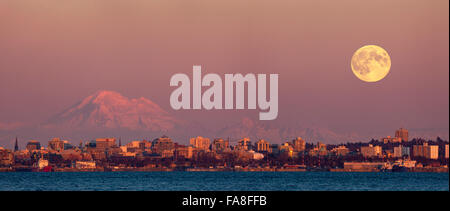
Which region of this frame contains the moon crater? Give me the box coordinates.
[351,45,391,82]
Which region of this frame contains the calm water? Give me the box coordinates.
[0,172,448,191]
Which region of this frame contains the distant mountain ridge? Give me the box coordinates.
[216,117,363,144]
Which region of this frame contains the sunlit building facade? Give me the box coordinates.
[395,128,409,142]
[256,139,271,153]
[189,136,210,151]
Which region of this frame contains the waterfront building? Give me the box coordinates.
[120,145,128,153]
[413,142,439,159]
[189,136,210,151]
[75,161,96,169]
[126,141,141,148]
[152,136,175,155]
[425,145,439,160]
[0,148,14,166]
[270,144,280,155]
[95,138,116,150]
[280,143,294,158]
[384,149,394,158]
[236,138,251,151]
[393,145,410,158]
[256,139,270,153]
[382,136,402,144]
[360,144,382,157]
[402,146,411,157]
[445,144,449,159]
[412,144,424,157]
[87,149,107,160]
[317,142,327,156]
[161,149,174,158]
[26,140,41,151]
[125,140,151,153]
[331,145,349,156]
[174,145,193,159]
[48,138,65,151]
[85,139,116,160]
[125,140,142,153]
[393,146,402,157]
[309,142,328,156]
[395,128,409,142]
[212,138,229,152]
[141,140,152,150]
[292,137,306,152]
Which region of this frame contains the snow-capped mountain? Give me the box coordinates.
[43,90,181,131]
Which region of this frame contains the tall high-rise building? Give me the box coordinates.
[360,144,382,157]
[292,137,306,152]
[413,142,439,159]
[395,128,408,142]
[317,142,328,156]
[393,145,410,158]
[412,144,425,157]
[424,145,439,160]
[189,136,210,151]
[445,144,449,159]
[256,139,270,152]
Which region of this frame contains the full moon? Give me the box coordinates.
[351,45,391,82]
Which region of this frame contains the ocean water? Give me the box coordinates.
[0,172,447,191]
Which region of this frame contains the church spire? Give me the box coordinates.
[14,137,19,152]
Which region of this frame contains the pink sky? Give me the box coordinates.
[0,0,448,142]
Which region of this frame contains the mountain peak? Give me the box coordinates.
[45,90,181,131]
[92,90,124,98]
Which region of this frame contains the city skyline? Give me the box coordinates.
[1,126,445,150]
[1,127,448,174]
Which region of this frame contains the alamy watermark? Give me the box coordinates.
[169,65,278,120]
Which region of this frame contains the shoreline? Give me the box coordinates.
[1,167,448,173]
